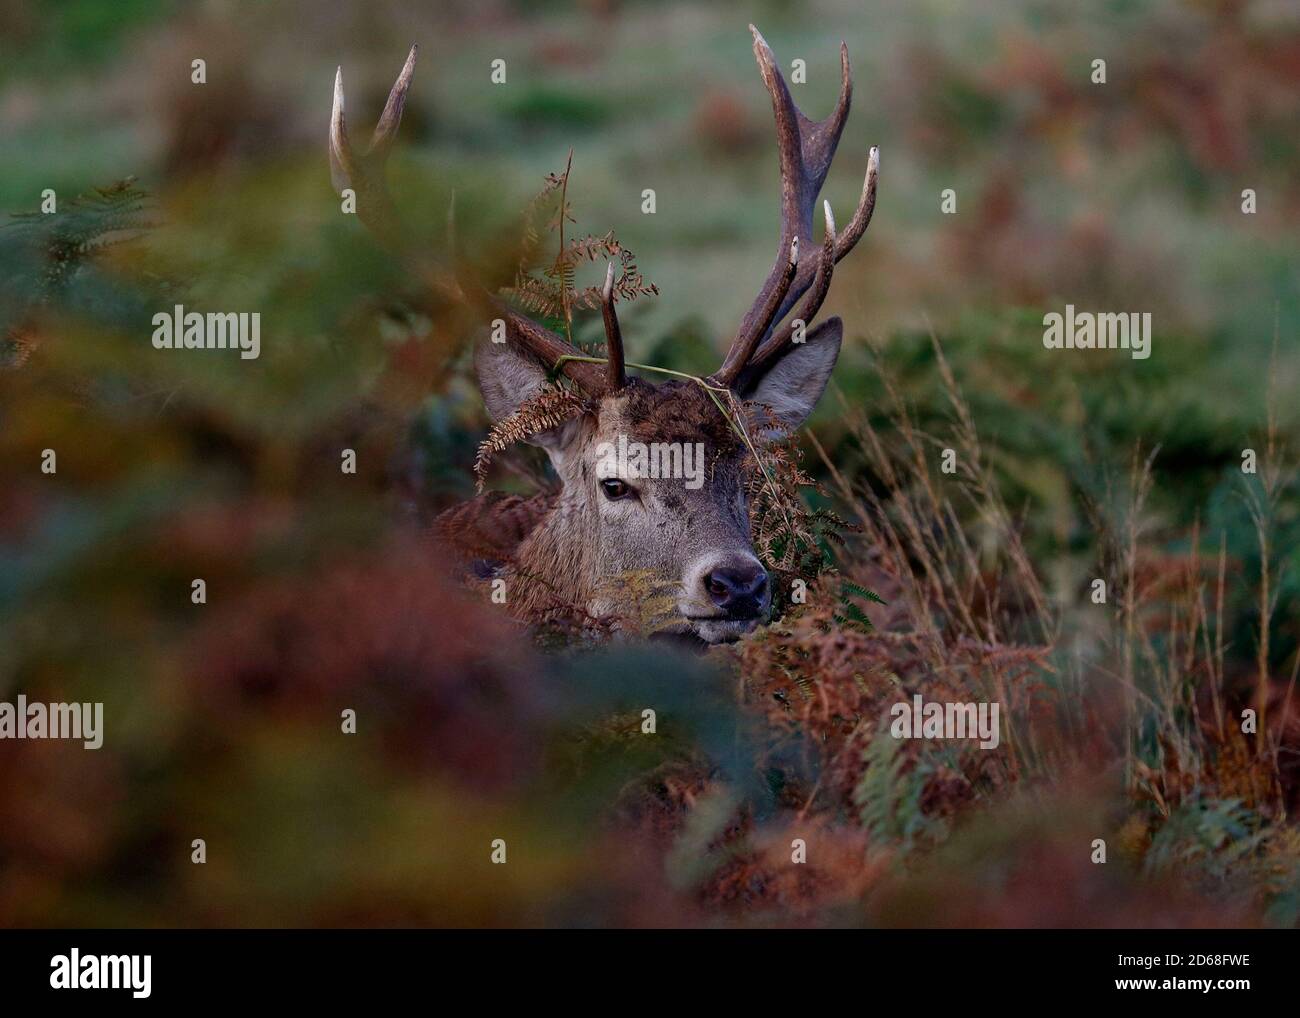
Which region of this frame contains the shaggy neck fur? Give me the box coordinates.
[508,481,600,620]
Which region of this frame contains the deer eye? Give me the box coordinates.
[600,478,634,501]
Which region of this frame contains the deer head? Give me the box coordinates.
[331,27,877,643]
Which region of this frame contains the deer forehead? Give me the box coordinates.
[590,379,744,452]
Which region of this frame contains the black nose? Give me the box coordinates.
[704,563,769,618]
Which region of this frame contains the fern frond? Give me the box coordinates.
[842,579,887,605]
[508,163,658,343]
[473,385,592,492]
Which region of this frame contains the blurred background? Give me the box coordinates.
[0,0,1298,926]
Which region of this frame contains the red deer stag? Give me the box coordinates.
[330,27,878,643]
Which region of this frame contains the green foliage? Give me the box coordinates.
[0,0,174,81]
[1144,797,1266,887]
[0,178,164,354]
[834,578,886,633]
[496,85,612,130]
[853,733,949,854]
[1264,853,1300,928]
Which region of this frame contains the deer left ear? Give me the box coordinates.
[738,317,842,440]
[474,340,583,454]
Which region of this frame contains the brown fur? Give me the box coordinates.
[619,379,742,453]
[432,490,557,568]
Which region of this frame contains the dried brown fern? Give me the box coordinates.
[473,385,592,493]
[730,400,851,585]
[499,157,658,341]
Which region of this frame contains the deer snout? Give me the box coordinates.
[703,560,769,619]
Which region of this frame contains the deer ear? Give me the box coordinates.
[738,317,842,440]
[474,341,581,452]
[475,340,549,422]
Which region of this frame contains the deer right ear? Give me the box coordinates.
[474,341,582,452]
[738,316,842,441]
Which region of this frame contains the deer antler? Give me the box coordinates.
[749,199,837,372]
[713,25,878,387]
[600,262,627,391]
[330,44,419,241]
[715,236,798,384]
[329,45,608,395]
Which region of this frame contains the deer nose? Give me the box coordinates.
[704,562,769,618]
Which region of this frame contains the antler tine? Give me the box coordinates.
[329,47,607,396]
[729,27,850,350]
[329,65,357,194]
[836,145,878,264]
[747,201,837,373]
[329,45,419,239]
[714,236,798,386]
[369,44,418,160]
[775,143,876,337]
[600,262,627,391]
[721,27,879,385]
